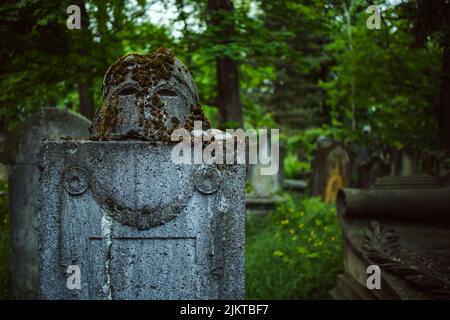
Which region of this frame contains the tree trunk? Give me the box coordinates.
[439,40,450,146]
[75,0,95,120]
[216,56,243,128]
[343,0,356,131]
[77,80,95,120]
[207,0,243,128]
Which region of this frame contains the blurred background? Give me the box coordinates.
[1,0,449,299]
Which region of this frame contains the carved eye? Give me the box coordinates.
[157,89,178,97]
[117,86,139,96]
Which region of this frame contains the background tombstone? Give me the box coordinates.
[357,154,391,188]
[311,141,353,202]
[392,147,420,176]
[246,136,284,214]
[2,108,91,298]
[38,50,246,300]
[421,149,450,184]
[247,136,284,198]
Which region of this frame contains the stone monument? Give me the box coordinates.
[311,141,353,202]
[357,154,391,188]
[392,148,420,176]
[38,48,246,299]
[246,136,284,215]
[1,108,91,298]
[331,175,450,299]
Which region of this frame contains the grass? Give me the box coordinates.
[245,195,342,299]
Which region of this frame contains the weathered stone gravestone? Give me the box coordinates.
[332,175,450,299]
[0,109,91,298]
[311,141,353,202]
[38,48,246,300]
[246,136,284,215]
[357,155,391,188]
[247,136,283,198]
[392,148,420,176]
[421,149,450,184]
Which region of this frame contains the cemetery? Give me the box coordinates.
[1,0,450,302]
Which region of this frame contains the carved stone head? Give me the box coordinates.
[92,47,210,140]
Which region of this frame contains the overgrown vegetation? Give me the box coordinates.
[246,196,342,299]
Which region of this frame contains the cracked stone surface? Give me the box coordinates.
[38,49,245,300]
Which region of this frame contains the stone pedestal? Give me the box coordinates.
[39,141,245,300]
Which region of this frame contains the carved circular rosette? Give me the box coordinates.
[63,166,90,195]
[194,165,221,194]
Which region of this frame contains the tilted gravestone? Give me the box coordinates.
[311,141,353,202]
[38,48,246,299]
[1,109,91,298]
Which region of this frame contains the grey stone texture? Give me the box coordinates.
[38,49,246,300]
[92,48,210,141]
[247,137,283,198]
[3,108,91,298]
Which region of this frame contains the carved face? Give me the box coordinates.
[93,48,209,140]
[85,49,214,229]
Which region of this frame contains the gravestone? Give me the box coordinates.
[38,48,246,299]
[331,175,450,299]
[246,136,284,214]
[247,137,284,198]
[421,149,450,184]
[357,155,391,188]
[311,141,353,202]
[1,108,91,298]
[351,143,374,187]
[392,148,420,176]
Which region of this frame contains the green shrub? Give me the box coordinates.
[246,195,342,299]
[0,181,10,299]
[284,153,311,179]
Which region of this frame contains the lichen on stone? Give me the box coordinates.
[104,47,175,93]
[92,47,211,141]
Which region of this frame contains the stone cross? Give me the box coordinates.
[38,48,246,299]
[1,109,91,298]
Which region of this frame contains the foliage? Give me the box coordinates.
[322,1,441,148]
[0,0,174,128]
[284,153,310,179]
[246,195,342,299]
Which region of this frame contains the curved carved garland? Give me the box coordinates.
[363,221,450,299]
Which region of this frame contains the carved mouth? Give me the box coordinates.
[99,194,192,230]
